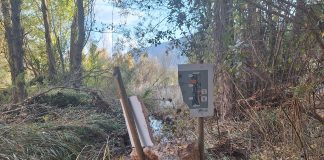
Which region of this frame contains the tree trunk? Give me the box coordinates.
[267,0,276,65]
[1,0,26,103]
[288,0,306,84]
[41,0,56,81]
[53,28,65,74]
[69,0,85,88]
[293,0,305,35]
[1,0,15,100]
[212,0,234,121]
[70,14,77,77]
[75,0,85,87]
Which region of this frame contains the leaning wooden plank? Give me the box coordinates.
[121,96,154,147]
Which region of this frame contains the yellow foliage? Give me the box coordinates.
[127,53,135,69]
[42,115,49,122]
[0,32,11,88]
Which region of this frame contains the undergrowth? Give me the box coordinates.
[0,90,130,159]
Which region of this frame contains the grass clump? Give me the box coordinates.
[32,90,91,108]
[0,90,130,159]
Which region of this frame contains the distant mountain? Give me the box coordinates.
[144,41,188,66]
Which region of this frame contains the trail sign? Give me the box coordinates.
[178,64,214,117]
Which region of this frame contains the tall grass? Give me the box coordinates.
[0,90,129,159]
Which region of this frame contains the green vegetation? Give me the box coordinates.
[0,0,323,159]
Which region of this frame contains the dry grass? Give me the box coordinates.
[148,86,324,159]
[0,90,131,160]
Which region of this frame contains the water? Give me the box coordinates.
[149,115,175,144]
[149,116,163,136]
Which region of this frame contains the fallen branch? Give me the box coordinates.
[1,107,23,115]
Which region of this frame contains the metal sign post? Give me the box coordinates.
[178,64,214,160]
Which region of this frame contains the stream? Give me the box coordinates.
[149,116,163,135]
[149,115,174,144]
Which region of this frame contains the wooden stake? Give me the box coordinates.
[198,59,204,160]
[198,117,204,160]
[113,67,145,160]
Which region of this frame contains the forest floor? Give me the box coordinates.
[0,88,323,160]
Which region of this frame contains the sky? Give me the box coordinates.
[92,0,187,64]
[93,0,140,55]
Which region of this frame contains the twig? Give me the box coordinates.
[1,107,23,115]
[281,106,308,160]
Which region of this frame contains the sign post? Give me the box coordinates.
[178,64,214,160]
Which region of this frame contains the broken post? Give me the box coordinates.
[113,67,145,160]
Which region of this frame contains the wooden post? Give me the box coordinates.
[198,59,204,160]
[113,67,145,160]
[198,117,204,160]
